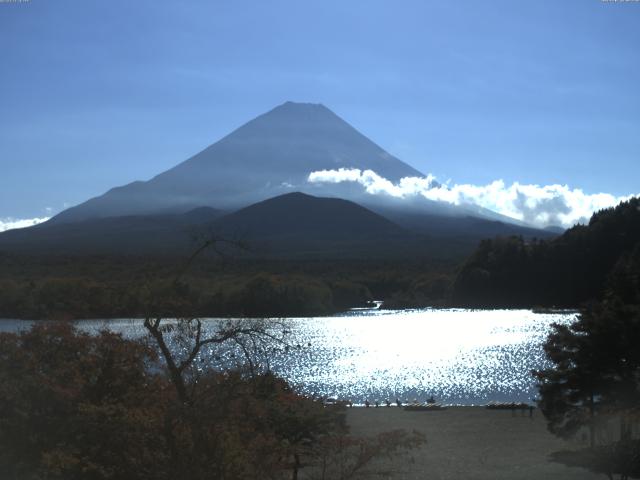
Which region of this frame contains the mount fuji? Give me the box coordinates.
[0,102,553,256]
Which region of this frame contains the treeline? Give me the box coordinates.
[452,197,640,308]
[0,256,455,320]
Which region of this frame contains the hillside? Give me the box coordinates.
[0,207,223,256]
[0,193,424,258]
[451,197,640,307]
[371,208,557,240]
[0,189,555,259]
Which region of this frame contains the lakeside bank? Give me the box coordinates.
[345,406,600,479]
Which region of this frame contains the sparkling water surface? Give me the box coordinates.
[0,308,576,405]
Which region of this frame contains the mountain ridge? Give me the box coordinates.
[0,190,556,259]
[0,192,412,257]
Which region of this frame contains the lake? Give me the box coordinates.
[0,308,576,405]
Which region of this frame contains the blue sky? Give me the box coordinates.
[1,0,639,220]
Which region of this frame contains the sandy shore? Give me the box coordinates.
[345,406,601,480]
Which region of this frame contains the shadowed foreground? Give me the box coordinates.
[346,407,602,480]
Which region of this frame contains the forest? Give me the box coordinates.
[452,198,640,308]
[0,255,455,320]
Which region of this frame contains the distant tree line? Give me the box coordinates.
[0,257,455,320]
[452,198,640,308]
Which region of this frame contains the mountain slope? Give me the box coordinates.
[210,192,417,257]
[214,192,403,239]
[51,102,424,224]
[369,207,557,240]
[0,193,416,257]
[0,208,223,255]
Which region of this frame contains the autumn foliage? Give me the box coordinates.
[0,322,423,479]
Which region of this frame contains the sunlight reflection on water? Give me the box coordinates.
[277,308,576,405]
[0,308,576,405]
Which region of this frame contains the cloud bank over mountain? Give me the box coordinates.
[0,217,50,233]
[308,168,638,228]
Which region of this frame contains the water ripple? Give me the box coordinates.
[0,308,577,405]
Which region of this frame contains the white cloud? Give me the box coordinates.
[0,217,50,232]
[307,168,638,228]
[308,168,439,197]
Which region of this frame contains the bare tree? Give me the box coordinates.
[142,235,289,403]
[140,236,428,480]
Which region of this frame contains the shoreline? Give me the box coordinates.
[345,406,601,479]
[0,306,581,323]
